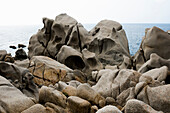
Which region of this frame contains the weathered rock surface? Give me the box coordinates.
[45,102,67,113]
[142,26,170,60]
[125,99,163,113]
[57,45,85,70]
[0,76,35,113]
[92,69,140,98]
[92,69,119,98]
[88,20,130,66]
[0,50,7,61]
[14,59,30,68]
[77,84,106,107]
[139,66,168,82]
[96,105,122,113]
[28,14,131,72]
[0,61,39,100]
[67,96,91,113]
[138,53,170,73]
[29,56,73,86]
[62,85,77,96]
[39,86,67,108]
[137,85,170,113]
[21,104,47,113]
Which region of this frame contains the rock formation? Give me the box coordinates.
[0,13,170,113]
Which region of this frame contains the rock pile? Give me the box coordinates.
[0,13,170,113]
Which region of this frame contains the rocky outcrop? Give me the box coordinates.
[142,27,170,60]
[138,53,170,73]
[1,14,170,113]
[133,26,170,70]
[28,13,131,72]
[92,69,140,99]
[0,61,39,101]
[0,76,35,113]
[88,20,130,66]
[137,85,170,113]
[28,56,73,86]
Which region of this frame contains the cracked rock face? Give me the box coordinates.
[0,61,39,100]
[29,56,73,86]
[142,26,170,60]
[137,85,170,113]
[133,27,170,70]
[28,14,131,71]
[0,76,35,113]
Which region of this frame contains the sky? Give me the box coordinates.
[0,0,169,25]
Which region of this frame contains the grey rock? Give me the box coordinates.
[0,76,35,113]
[138,53,170,73]
[142,26,170,60]
[39,86,67,108]
[57,45,85,70]
[88,20,130,66]
[0,50,7,61]
[77,84,106,107]
[125,99,163,113]
[21,104,47,113]
[0,61,39,101]
[92,69,119,98]
[139,66,168,82]
[96,105,122,113]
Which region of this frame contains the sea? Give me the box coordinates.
[0,24,170,56]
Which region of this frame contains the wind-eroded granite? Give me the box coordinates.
[0,13,170,113]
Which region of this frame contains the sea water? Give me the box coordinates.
[0,24,169,56]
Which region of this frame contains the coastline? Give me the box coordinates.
[0,14,170,113]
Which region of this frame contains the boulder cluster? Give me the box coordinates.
[0,13,170,113]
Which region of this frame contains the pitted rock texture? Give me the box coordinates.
[28,14,131,71]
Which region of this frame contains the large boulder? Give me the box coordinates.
[28,14,131,71]
[139,66,168,82]
[137,85,170,113]
[28,14,90,59]
[0,76,35,113]
[29,56,73,86]
[77,84,106,107]
[57,45,85,70]
[92,69,140,98]
[92,69,119,98]
[28,17,54,58]
[67,96,91,113]
[39,86,67,108]
[138,53,170,73]
[125,99,163,113]
[142,26,170,60]
[0,61,39,101]
[88,20,130,66]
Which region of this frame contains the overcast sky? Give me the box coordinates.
[0,0,169,25]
